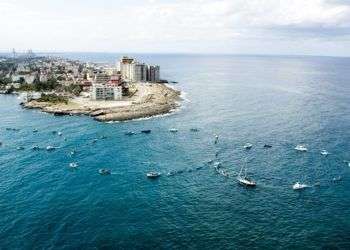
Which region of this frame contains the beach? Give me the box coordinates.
[23,83,181,122]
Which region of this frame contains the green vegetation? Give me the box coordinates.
[17,77,61,92]
[64,84,83,96]
[0,77,11,85]
[37,94,68,104]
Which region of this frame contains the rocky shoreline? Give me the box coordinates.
[22,83,181,122]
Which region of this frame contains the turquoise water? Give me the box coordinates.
[0,54,349,249]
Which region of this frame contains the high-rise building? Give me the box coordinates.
[147,65,160,82]
[132,63,148,82]
[119,56,135,81]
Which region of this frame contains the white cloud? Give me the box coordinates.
[0,0,349,55]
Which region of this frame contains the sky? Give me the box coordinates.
[1,0,350,56]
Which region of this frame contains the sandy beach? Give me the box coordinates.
[23,83,181,122]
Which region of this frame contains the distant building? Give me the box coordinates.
[147,65,160,82]
[90,73,122,101]
[119,56,135,81]
[132,63,148,82]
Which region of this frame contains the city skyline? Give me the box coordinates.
[1,0,350,57]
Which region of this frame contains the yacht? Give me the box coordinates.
[320,150,329,156]
[293,182,308,190]
[237,166,256,187]
[295,145,307,152]
[244,143,253,150]
[146,172,161,178]
[99,169,111,175]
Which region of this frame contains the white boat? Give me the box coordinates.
[46,146,56,151]
[295,145,307,152]
[214,135,219,144]
[292,182,309,190]
[69,162,78,168]
[320,150,329,156]
[237,176,256,187]
[169,128,178,133]
[17,146,24,150]
[146,172,161,178]
[58,132,63,136]
[237,165,256,187]
[244,143,253,149]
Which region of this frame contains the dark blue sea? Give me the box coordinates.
[0,54,350,249]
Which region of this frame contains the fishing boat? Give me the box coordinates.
[99,169,111,175]
[295,145,307,152]
[141,130,151,134]
[244,143,253,150]
[292,182,308,190]
[237,165,256,187]
[169,128,178,133]
[146,171,161,178]
[69,162,78,168]
[125,131,135,136]
[320,150,329,156]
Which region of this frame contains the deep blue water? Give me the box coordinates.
[0,54,350,249]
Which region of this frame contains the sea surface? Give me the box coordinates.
[0,53,349,249]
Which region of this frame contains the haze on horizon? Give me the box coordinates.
[1,0,350,57]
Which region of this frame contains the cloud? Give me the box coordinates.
[0,0,349,55]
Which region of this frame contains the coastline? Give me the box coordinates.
[21,83,182,122]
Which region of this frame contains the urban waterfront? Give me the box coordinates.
[0,54,349,249]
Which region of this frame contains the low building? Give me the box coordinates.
[91,84,122,101]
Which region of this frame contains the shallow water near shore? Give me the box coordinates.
[0,54,350,249]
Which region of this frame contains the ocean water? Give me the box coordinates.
[0,54,349,249]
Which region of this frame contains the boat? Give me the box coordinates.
[167,171,176,176]
[220,170,229,177]
[244,143,253,150]
[292,182,309,190]
[100,135,107,139]
[99,169,111,175]
[320,150,329,156]
[295,145,307,152]
[141,130,151,134]
[92,139,98,143]
[214,134,219,144]
[169,128,178,133]
[69,150,76,156]
[146,172,161,178]
[32,146,41,150]
[16,146,24,150]
[125,131,135,136]
[332,176,342,182]
[69,162,78,168]
[33,129,38,133]
[264,144,272,148]
[190,128,199,132]
[58,132,63,136]
[46,146,56,151]
[237,164,256,187]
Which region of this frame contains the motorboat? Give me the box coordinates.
[190,128,199,132]
[17,146,24,150]
[69,162,78,168]
[244,143,253,150]
[58,132,63,136]
[99,169,111,175]
[214,135,219,144]
[146,171,161,178]
[33,129,38,133]
[320,150,329,156]
[293,182,308,190]
[46,146,56,151]
[141,130,151,134]
[125,131,135,136]
[295,145,307,152]
[169,128,178,133]
[264,144,272,148]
